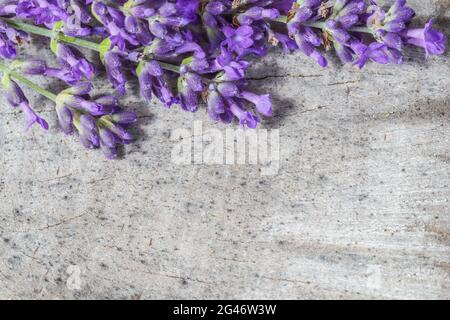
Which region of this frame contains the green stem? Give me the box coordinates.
[275,16,288,24]
[274,16,328,30]
[0,62,57,102]
[275,15,373,34]
[158,61,181,73]
[5,19,100,51]
[349,26,374,34]
[303,21,327,30]
[3,18,181,73]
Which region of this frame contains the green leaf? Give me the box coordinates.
[136,61,145,77]
[50,38,59,54]
[99,38,112,64]
[124,0,134,10]
[10,60,23,71]
[53,21,64,31]
[50,21,65,54]
[181,56,194,66]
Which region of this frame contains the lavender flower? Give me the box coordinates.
[0,18,26,58]
[54,42,95,81]
[404,19,446,57]
[103,50,127,95]
[55,82,136,158]
[137,59,178,107]
[1,72,48,130]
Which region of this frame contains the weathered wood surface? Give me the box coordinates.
[0,1,449,299]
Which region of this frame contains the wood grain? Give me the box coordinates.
[0,0,449,299]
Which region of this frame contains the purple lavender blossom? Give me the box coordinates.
[1,73,48,130]
[0,18,26,58]
[404,19,446,57]
[103,50,127,95]
[137,59,178,107]
[55,82,136,158]
[54,43,95,81]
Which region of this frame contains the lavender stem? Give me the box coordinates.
[4,19,100,51]
[0,62,57,102]
[2,18,182,73]
[275,15,373,34]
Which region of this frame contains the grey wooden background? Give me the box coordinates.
[0,0,449,299]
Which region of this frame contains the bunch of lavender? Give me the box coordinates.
[0,59,136,158]
[0,0,446,158]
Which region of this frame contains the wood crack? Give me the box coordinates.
[246,73,324,81]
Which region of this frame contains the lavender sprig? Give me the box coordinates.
[0,61,49,130]
[0,60,136,158]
